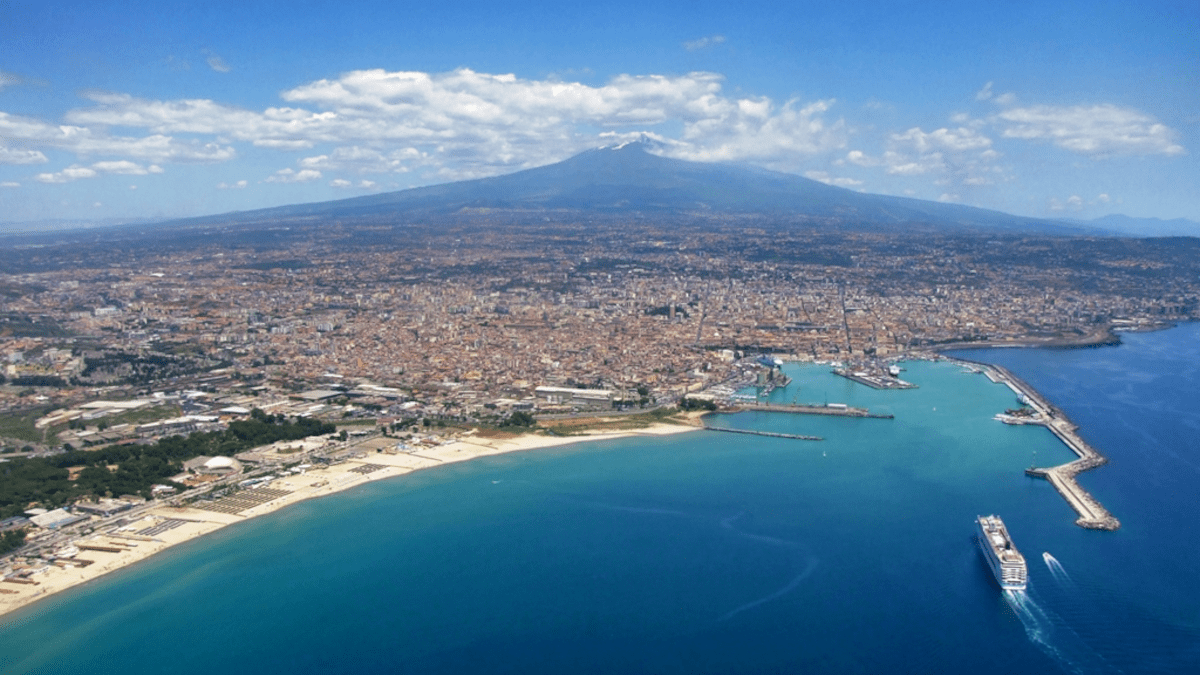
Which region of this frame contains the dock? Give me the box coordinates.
[728,402,894,419]
[702,426,823,441]
[833,368,918,390]
[966,360,1120,531]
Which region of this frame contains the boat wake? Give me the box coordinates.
[719,556,818,622]
[1043,552,1075,588]
[1005,589,1119,674]
[718,512,819,622]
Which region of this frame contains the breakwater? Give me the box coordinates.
[702,426,823,441]
[956,358,1120,530]
[728,402,894,419]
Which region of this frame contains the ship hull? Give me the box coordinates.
[976,515,1028,591]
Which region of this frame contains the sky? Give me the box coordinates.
[1,0,1197,226]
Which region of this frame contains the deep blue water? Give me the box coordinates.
[2,324,1199,674]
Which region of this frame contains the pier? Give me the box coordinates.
[833,368,918,390]
[728,402,894,419]
[970,361,1120,531]
[702,426,823,441]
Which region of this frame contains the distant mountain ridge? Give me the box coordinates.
[1073,214,1200,237]
[153,139,1092,236]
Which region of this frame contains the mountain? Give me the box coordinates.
[1078,214,1200,238]
[136,140,1097,235]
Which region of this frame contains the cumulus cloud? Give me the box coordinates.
[804,170,863,188]
[217,179,248,189]
[33,160,163,183]
[684,35,726,51]
[0,111,235,163]
[1048,195,1085,212]
[206,55,231,73]
[844,124,1001,185]
[36,165,97,183]
[994,104,1185,157]
[264,168,321,183]
[91,160,152,175]
[329,178,378,189]
[56,68,846,179]
[0,145,48,164]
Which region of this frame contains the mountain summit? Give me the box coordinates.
[169,142,1085,234]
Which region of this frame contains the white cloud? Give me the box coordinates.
[804,170,863,188]
[206,55,231,73]
[0,71,20,91]
[36,165,97,183]
[56,69,846,179]
[329,178,351,188]
[91,160,151,175]
[846,124,1000,186]
[684,35,726,51]
[32,159,163,183]
[0,111,235,163]
[995,104,1185,157]
[299,146,428,174]
[0,145,48,164]
[1,181,19,188]
[1096,193,1111,203]
[938,193,959,203]
[217,180,248,189]
[264,168,321,183]
[975,82,993,101]
[359,179,376,188]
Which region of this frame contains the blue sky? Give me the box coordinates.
[1,0,1197,225]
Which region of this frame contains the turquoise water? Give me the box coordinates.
[2,326,1199,673]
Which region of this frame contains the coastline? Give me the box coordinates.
[0,422,699,621]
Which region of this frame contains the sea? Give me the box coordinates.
[2,323,1199,674]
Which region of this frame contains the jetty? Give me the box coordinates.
[702,426,822,441]
[728,402,893,419]
[833,368,918,390]
[972,361,1120,531]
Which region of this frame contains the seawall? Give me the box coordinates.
[949,357,1120,531]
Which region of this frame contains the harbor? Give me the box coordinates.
[958,359,1121,531]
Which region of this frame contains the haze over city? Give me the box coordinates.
[1,0,1196,225]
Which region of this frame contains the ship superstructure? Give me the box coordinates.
[976,515,1028,591]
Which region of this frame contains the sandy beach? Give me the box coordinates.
[0,423,698,620]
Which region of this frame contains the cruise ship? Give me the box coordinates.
[976,515,1028,591]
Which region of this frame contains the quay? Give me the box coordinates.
[702,426,823,441]
[728,402,894,419]
[961,359,1120,531]
[833,368,918,390]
